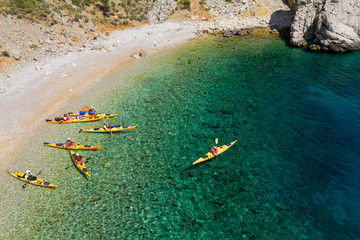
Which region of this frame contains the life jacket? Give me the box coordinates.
[104,123,110,130]
[211,147,218,156]
[66,140,73,146]
[88,109,95,115]
[75,155,82,163]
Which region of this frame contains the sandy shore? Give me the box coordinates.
[0,21,200,173]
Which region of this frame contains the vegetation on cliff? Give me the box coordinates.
[0,0,149,27]
[0,0,194,27]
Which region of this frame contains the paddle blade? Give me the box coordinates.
[215,138,218,144]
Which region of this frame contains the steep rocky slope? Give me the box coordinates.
[289,0,360,51]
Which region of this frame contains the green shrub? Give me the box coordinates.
[129,13,136,20]
[177,0,190,10]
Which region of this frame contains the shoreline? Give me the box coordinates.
[0,21,200,173]
[0,1,293,173]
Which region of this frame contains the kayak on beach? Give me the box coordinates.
[8,171,58,188]
[68,112,118,118]
[70,150,90,177]
[46,115,105,123]
[44,142,101,150]
[79,125,136,133]
[192,140,237,165]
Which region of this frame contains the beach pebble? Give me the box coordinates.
[130,53,140,59]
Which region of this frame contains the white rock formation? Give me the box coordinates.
[290,0,360,51]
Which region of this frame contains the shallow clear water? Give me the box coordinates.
[2,35,360,239]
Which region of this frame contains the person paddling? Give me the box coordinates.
[66,138,76,148]
[25,170,37,182]
[63,114,72,121]
[76,114,85,120]
[211,146,218,156]
[88,107,98,116]
[75,153,83,164]
[103,121,110,130]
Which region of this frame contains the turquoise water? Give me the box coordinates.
[3,35,360,239]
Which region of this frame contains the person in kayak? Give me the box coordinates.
[25,170,37,182]
[103,121,110,130]
[76,114,86,120]
[63,114,72,121]
[66,138,76,148]
[75,153,83,164]
[88,107,98,116]
[211,146,219,156]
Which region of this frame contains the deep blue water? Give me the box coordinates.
[4,35,360,239]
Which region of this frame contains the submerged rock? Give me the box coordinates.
[290,0,360,51]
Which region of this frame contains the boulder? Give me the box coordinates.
[139,49,147,57]
[290,0,360,51]
[9,48,21,60]
[130,53,140,59]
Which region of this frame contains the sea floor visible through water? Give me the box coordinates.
[1,34,360,239]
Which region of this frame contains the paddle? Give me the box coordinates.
[65,158,91,170]
[22,169,42,189]
[214,138,219,162]
[79,129,83,133]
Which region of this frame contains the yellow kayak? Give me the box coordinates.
[70,150,90,177]
[192,140,237,165]
[45,115,105,123]
[68,112,118,118]
[80,125,136,133]
[8,172,58,188]
[44,142,101,150]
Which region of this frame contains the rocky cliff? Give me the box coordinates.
[147,0,176,24]
[289,0,360,51]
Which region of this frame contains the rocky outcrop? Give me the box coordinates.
[290,0,360,51]
[0,15,108,64]
[147,0,176,24]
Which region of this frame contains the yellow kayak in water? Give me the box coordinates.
[8,172,58,188]
[68,112,118,118]
[192,140,237,165]
[79,125,136,133]
[44,142,101,150]
[46,115,105,123]
[70,150,90,177]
